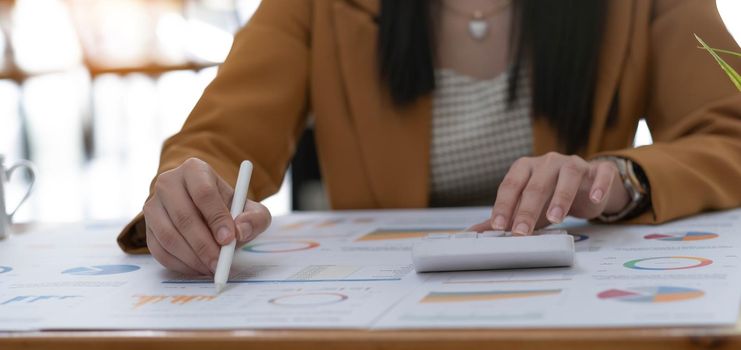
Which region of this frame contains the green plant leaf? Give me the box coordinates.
[696,46,741,58]
[695,34,741,92]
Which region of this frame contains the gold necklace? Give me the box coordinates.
[440,0,512,41]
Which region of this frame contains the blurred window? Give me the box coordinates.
[0,0,289,224]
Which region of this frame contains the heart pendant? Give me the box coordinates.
[469,19,488,40]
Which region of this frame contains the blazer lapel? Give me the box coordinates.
[586,0,633,155]
[533,0,633,157]
[348,0,377,14]
[333,1,430,208]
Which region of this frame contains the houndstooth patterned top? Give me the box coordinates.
[429,68,533,207]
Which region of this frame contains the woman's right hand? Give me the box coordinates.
[143,158,272,275]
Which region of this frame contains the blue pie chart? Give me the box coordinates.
[570,234,589,242]
[62,264,140,276]
[0,266,11,274]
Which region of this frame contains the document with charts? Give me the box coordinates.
[0,208,740,330]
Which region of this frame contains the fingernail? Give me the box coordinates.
[492,215,507,230]
[217,227,231,244]
[238,222,253,241]
[513,223,530,235]
[547,206,564,223]
[210,260,218,273]
[591,189,604,203]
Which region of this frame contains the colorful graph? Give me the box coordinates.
[623,256,713,270]
[242,241,320,253]
[598,286,704,303]
[0,266,11,274]
[316,218,345,228]
[62,264,140,276]
[1,295,79,305]
[269,292,348,307]
[420,289,561,303]
[644,231,718,242]
[356,228,460,242]
[280,220,312,230]
[133,295,216,309]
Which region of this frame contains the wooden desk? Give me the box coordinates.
[3,325,741,350]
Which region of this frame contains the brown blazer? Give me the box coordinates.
[118,0,741,253]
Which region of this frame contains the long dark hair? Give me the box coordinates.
[378,0,607,153]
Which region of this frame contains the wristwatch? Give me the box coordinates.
[595,156,651,222]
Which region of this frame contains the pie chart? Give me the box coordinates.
[62,264,140,276]
[623,256,712,270]
[644,231,718,242]
[598,286,704,303]
[0,266,11,274]
[570,234,589,242]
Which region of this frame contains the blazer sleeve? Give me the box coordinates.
[602,0,741,224]
[117,0,312,253]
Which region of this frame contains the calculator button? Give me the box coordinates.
[425,233,451,239]
[536,229,568,236]
[453,232,477,239]
[477,231,506,238]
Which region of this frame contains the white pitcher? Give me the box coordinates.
[0,155,36,239]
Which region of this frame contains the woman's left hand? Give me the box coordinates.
[469,152,631,235]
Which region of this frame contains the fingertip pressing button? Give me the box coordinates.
[477,231,506,238]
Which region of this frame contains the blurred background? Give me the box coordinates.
[0,0,740,224]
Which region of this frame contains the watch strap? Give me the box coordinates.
[595,156,650,222]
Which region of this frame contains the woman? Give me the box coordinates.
[117,0,741,276]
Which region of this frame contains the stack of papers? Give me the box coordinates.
[1,207,740,330]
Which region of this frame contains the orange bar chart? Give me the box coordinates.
[133,295,216,309]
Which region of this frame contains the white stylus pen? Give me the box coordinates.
[214,160,253,294]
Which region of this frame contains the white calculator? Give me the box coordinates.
[411,230,575,272]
